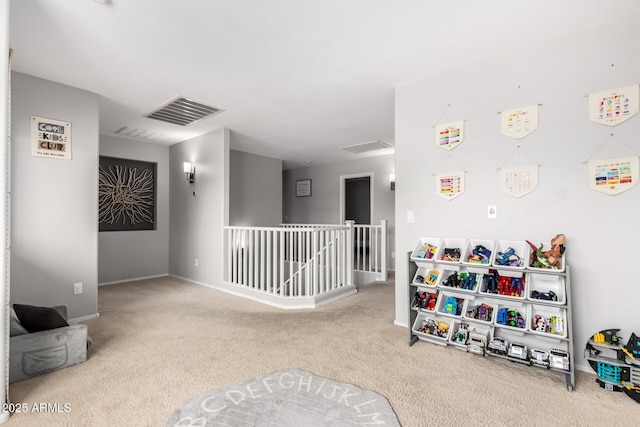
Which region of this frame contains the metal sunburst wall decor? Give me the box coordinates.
[98,156,157,231]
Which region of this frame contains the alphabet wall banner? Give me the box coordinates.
[500,164,538,198]
[588,85,639,126]
[31,116,72,160]
[435,120,464,151]
[501,104,538,139]
[588,156,638,195]
[436,171,465,200]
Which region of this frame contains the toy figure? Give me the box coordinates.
[442,247,461,262]
[496,247,522,266]
[527,234,566,269]
[483,270,499,293]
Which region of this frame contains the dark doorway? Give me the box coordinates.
[345,176,371,224]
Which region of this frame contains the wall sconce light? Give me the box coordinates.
[183,162,195,183]
[389,173,395,191]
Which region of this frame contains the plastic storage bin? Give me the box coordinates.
[527,273,566,305]
[436,292,469,318]
[411,237,441,261]
[462,239,496,266]
[411,289,439,313]
[478,269,526,300]
[494,301,529,332]
[412,266,442,287]
[463,296,498,325]
[526,240,566,272]
[435,238,468,264]
[437,267,481,294]
[529,304,568,339]
[492,240,529,270]
[412,314,451,343]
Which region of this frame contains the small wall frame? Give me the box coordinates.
[296,179,312,197]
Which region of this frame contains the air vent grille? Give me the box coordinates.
[114,126,163,141]
[145,96,223,126]
[341,140,392,154]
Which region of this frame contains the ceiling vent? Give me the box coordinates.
[145,96,223,126]
[341,140,392,154]
[114,126,163,141]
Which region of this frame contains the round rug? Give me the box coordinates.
[166,368,400,426]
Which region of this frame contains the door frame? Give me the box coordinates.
[339,172,374,225]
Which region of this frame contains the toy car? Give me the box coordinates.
[549,348,570,371]
[530,348,550,368]
[488,337,509,356]
[468,329,490,355]
[530,290,558,301]
[508,342,529,361]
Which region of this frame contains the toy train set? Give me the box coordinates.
[584,328,640,403]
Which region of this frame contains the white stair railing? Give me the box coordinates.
[282,220,388,282]
[225,225,353,301]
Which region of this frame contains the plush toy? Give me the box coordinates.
[527,234,566,269]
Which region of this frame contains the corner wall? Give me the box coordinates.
[169,128,229,285]
[229,150,282,227]
[394,18,640,370]
[98,135,170,283]
[11,72,99,319]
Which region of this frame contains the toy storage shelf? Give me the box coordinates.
[407,242,575,392]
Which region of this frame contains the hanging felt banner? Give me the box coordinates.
[588,156,638,195]
[435,120,464,151]
[436,171,465,200]
[501,104,538,139]
[500,165,538,198]
[588,85,639,126]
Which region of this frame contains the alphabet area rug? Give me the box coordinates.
[166,368,400,426]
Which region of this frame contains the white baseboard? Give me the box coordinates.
[99,274,168,286]
[70,312,100,323]
[170,274,357,310]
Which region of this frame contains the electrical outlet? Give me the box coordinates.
[73,282,83,295]
[487,205,497,219]
[391,251,395,258]
[194,259,199,267]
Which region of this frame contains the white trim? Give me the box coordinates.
[70,313,100,323]
[98,274,169,286]
[339,172,374,225]
[170,274,357,310]
[1,1,10,421]
[394,320,408,328]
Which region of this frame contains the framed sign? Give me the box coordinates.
[296,179,312,197]
[31,116,72,159]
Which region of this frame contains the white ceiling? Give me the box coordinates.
[9,0,640,168]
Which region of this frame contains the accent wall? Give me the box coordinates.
[394,19,640,371]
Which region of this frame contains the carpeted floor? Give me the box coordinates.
[6,275,640,426]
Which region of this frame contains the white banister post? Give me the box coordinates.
[380,219,388,281]
[345,220,355,286]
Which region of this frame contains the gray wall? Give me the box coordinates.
[169,128,229,285]
[98,135,170,283]
[11,73,99,319]
[283,154,395,269]
[229,150,282,227]
[394,18,640,370]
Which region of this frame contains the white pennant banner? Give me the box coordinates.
[501,104,538,139]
